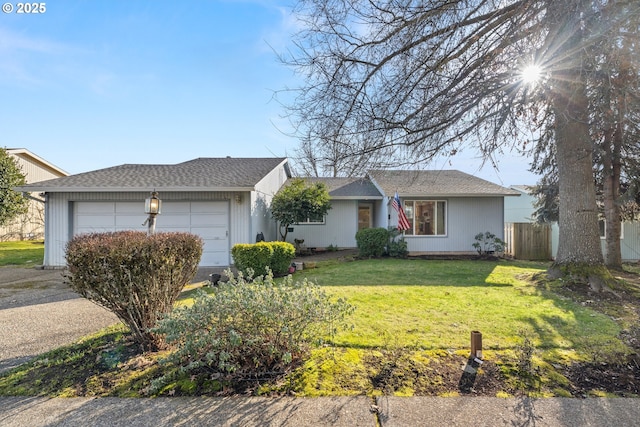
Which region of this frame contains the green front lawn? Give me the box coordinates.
[1,257,636,398]
[0,240,44,266]
[295,259,620,352]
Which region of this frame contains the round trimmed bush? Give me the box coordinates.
[64,231,203,351]
[355,227,389,258]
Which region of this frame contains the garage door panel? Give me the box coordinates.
[157,214,191,228]
[78,226,117,234]
[158,227,190,234]
[192,201,225,213]
[191,213,227,227]
[75,201,230,267]
[115,225,147,231]
[77,203,115,214]
[192,227,227,240]
[160,202,191,214]
[76,215,116,228]
[115,216,146,228]
[115,203,142,214]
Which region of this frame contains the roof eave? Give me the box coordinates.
[399,193,520,198]
[13,186,257,193]
[330,196,384,200]
[8,148,69,177]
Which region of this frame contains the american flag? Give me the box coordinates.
[392,192,411,232]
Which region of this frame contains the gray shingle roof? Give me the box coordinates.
[290,177,383,199]
[368,170,520,197]
[16,157,289,192]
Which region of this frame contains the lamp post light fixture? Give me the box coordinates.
[144,191,162,235]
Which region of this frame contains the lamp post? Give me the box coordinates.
[144,191,161,236]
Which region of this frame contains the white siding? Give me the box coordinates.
[287,200,359,248]
[504,187,640,262]
[619,222,640,262]
[43,194,70,267]
[292,197,506,254]
[252,160,289,242]
[504,190,536,223]
[43,191,250,267]
[406,197,505,254]
[375,199,388,229]
[544,220,640,263]
[230,192,251,248]
[600,221,640,263]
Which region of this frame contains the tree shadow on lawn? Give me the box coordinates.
[297,258,546,288]
[513,277,640,397]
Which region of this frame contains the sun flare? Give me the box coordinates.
[521,64,543,84]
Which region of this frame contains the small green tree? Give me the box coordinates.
[0,148,28,227]
[271,178,331,241]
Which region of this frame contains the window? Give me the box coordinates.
[403,200,446,236]
[598,219,624,239]
[297,212,326,225]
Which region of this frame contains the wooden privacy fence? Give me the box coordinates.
[504,223,552,260]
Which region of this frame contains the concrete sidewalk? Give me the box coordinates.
[2,395,640,426]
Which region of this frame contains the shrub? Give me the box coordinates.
[231,241,296,277]
[269,241,296,275]
[472,231,505,256]
[231,242,273,277]
[387,227,408,258]
[64,231,203,351]
[355,227,389,258]
[150,270,354,394]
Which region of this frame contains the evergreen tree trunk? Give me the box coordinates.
[547,0,608,290]
[598,40,624,270]
[602,116,623,269]
[553,85,603,268]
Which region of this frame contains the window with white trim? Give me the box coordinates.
[598,219,624,239]
[403,200,447,236]
[297,212,326,225]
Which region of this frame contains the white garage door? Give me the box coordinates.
[74,201,230,266]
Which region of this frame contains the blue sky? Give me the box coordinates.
[1,0,538,185]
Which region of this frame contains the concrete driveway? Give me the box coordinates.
[0,267,119,373]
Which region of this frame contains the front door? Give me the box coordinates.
[358,203,372,231]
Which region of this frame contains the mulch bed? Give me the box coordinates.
[564,356,640,397]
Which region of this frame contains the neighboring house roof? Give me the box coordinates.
[7,148,69,179]
[368,169,521,198]
[510,185,535,195]
[15,157,290,192]
[296,177,383,200]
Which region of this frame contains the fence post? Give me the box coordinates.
[471,330,482,359]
